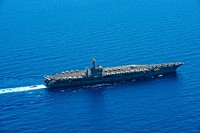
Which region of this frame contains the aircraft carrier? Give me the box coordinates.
[44,59,183,88]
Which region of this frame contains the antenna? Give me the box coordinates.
[92,58,96,68]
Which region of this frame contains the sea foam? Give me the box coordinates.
[0,85,46,94]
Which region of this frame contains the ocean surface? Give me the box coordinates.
[0,0,200,132]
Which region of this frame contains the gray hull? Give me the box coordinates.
[44,60,183,88]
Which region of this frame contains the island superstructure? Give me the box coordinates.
[44,59,183,88]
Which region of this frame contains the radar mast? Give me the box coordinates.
[92,58,96,69]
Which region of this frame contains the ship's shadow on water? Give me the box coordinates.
[46,72,179,93]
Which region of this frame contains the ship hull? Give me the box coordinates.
[47,72,176,89]
[45,62,183,89]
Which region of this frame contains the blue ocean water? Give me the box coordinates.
[0,0,200,132]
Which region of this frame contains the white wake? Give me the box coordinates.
[0,85,46,94]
